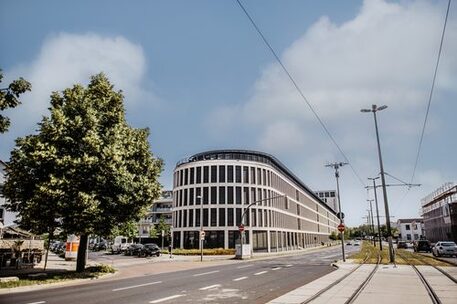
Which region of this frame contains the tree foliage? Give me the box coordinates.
[0,69,31,133]
[3,73,163,271]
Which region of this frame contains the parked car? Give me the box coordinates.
[111,236,132,254]
[397,241,407,249]
[125,244,144,256]
[413,240,431,253]
[432,241,457,257]
[138,243,161,257]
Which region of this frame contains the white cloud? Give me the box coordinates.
[207,0,457,226]
[2,32,154,159]
[4,33,151,130]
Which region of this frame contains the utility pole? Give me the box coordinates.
[367,199,375,246]
[326,162,348,262]
[361,104,394,263]
[368,177,382,250]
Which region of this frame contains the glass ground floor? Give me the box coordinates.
[172,229,330,252]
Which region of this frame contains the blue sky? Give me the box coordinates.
[1,0,456,226]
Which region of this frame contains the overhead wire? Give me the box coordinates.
[409,0,451,185]
[235,0,366,188]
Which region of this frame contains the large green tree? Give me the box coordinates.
[3,74,163,272]
[0,69,31,133]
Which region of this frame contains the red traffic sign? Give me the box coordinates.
[239,224,244,232]
[337,224,345,232]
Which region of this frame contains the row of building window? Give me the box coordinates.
[174,165,273,187]
[173,208,334,232]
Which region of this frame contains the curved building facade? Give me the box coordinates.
[172,150,338,252]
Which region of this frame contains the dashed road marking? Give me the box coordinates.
[199,284,221,290]
[149,294,185,303]
[112,281,162,291]
[272,267,281,270]
[233,276,248,281]
[26,302,46,304]
[193,270,220,277]
[285,264,293,267]
[237,264,253,269]
[254,271,268,276]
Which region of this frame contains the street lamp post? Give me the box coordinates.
[326,162,347,262]
[361,104,394,263]
[238,194,286,259]
[367,200,375,246]
[368,177,383,250]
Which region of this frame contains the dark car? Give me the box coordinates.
[413,240,431,253]
[139,243,161,257]
[125,244,144,256]
[397,241,407,249]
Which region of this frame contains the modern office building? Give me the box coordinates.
[396,218,425,241]
[172,150,339,252]
[138,190,173,238]
[315,190,338,213]
[421,182,457,243]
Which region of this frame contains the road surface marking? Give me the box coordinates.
[254,271,268,275]
[272,267,281,270]
[285,264,293,267]
[149,294,184,303]
[233,276,248,281]
[112,281,162,291]
[193,270,220,277]
[199,284,221,290]
[237,264,253,269]
[26,302,46,304]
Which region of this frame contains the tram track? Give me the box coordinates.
[396,250,457,304]
[301,252,381,304]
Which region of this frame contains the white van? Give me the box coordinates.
[111,236,132,253]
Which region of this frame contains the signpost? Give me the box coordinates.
[238,224,244,233]
[337,224,345,233]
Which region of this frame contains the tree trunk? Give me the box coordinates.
[76,234,88,272]
[44,232,53,271]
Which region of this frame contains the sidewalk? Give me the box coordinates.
[268,260,457,304]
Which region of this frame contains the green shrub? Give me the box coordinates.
[171,248,235,255]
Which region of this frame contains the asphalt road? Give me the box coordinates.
[1,245,360,304]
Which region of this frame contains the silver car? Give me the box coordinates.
[432,241,457,257]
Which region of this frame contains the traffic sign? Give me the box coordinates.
[239,224,244,232]
[200,231,206,240]
[337,224,345,232]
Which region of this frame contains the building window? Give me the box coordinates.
[196,167,202,184]
[236,187,242,204]
[244,187,250,205]
[219,186,226,204]
[227,186,234,204]
[203,166,209,183]
[211,187,217,204]
[203,187,209,204]
[195,209,201,227]
[257,168,261,185]
[189,209,194,227]
[235,166,242,183]
[183,189,188,206]
[196,188,201,205]
[405,224,410,230]
[183,210,187,227]
[184,169,188,185]
[228,208,234,226]
[189,188,194,205]
[211,209,217,226]
[190,168,194,184]
[227,166,234,183]
[251,167,256,184]
[219,165,225,183]
[203,208,209,226]
[236,208,242,226]
[243,166,249,184]
[211,166,217,183]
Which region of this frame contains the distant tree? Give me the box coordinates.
[0,69,31,133]
[111,221,138,241]
[3,74,163,272]
[148,224,158,239]
[157,215,171,238]
[329,231,338,241]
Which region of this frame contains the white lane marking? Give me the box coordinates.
[272,267,281,270]
[149,294,185,303]
[233,276,248,281]
[193,270,220,277]
[237,264,253,269]
[112,281,162,291]
[254,271,268,276]
[199,284,221,290]
[26,302,46,304]
[285,264,293,267]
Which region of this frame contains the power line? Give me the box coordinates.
[410,0,451,184]
[235,0,366,188]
